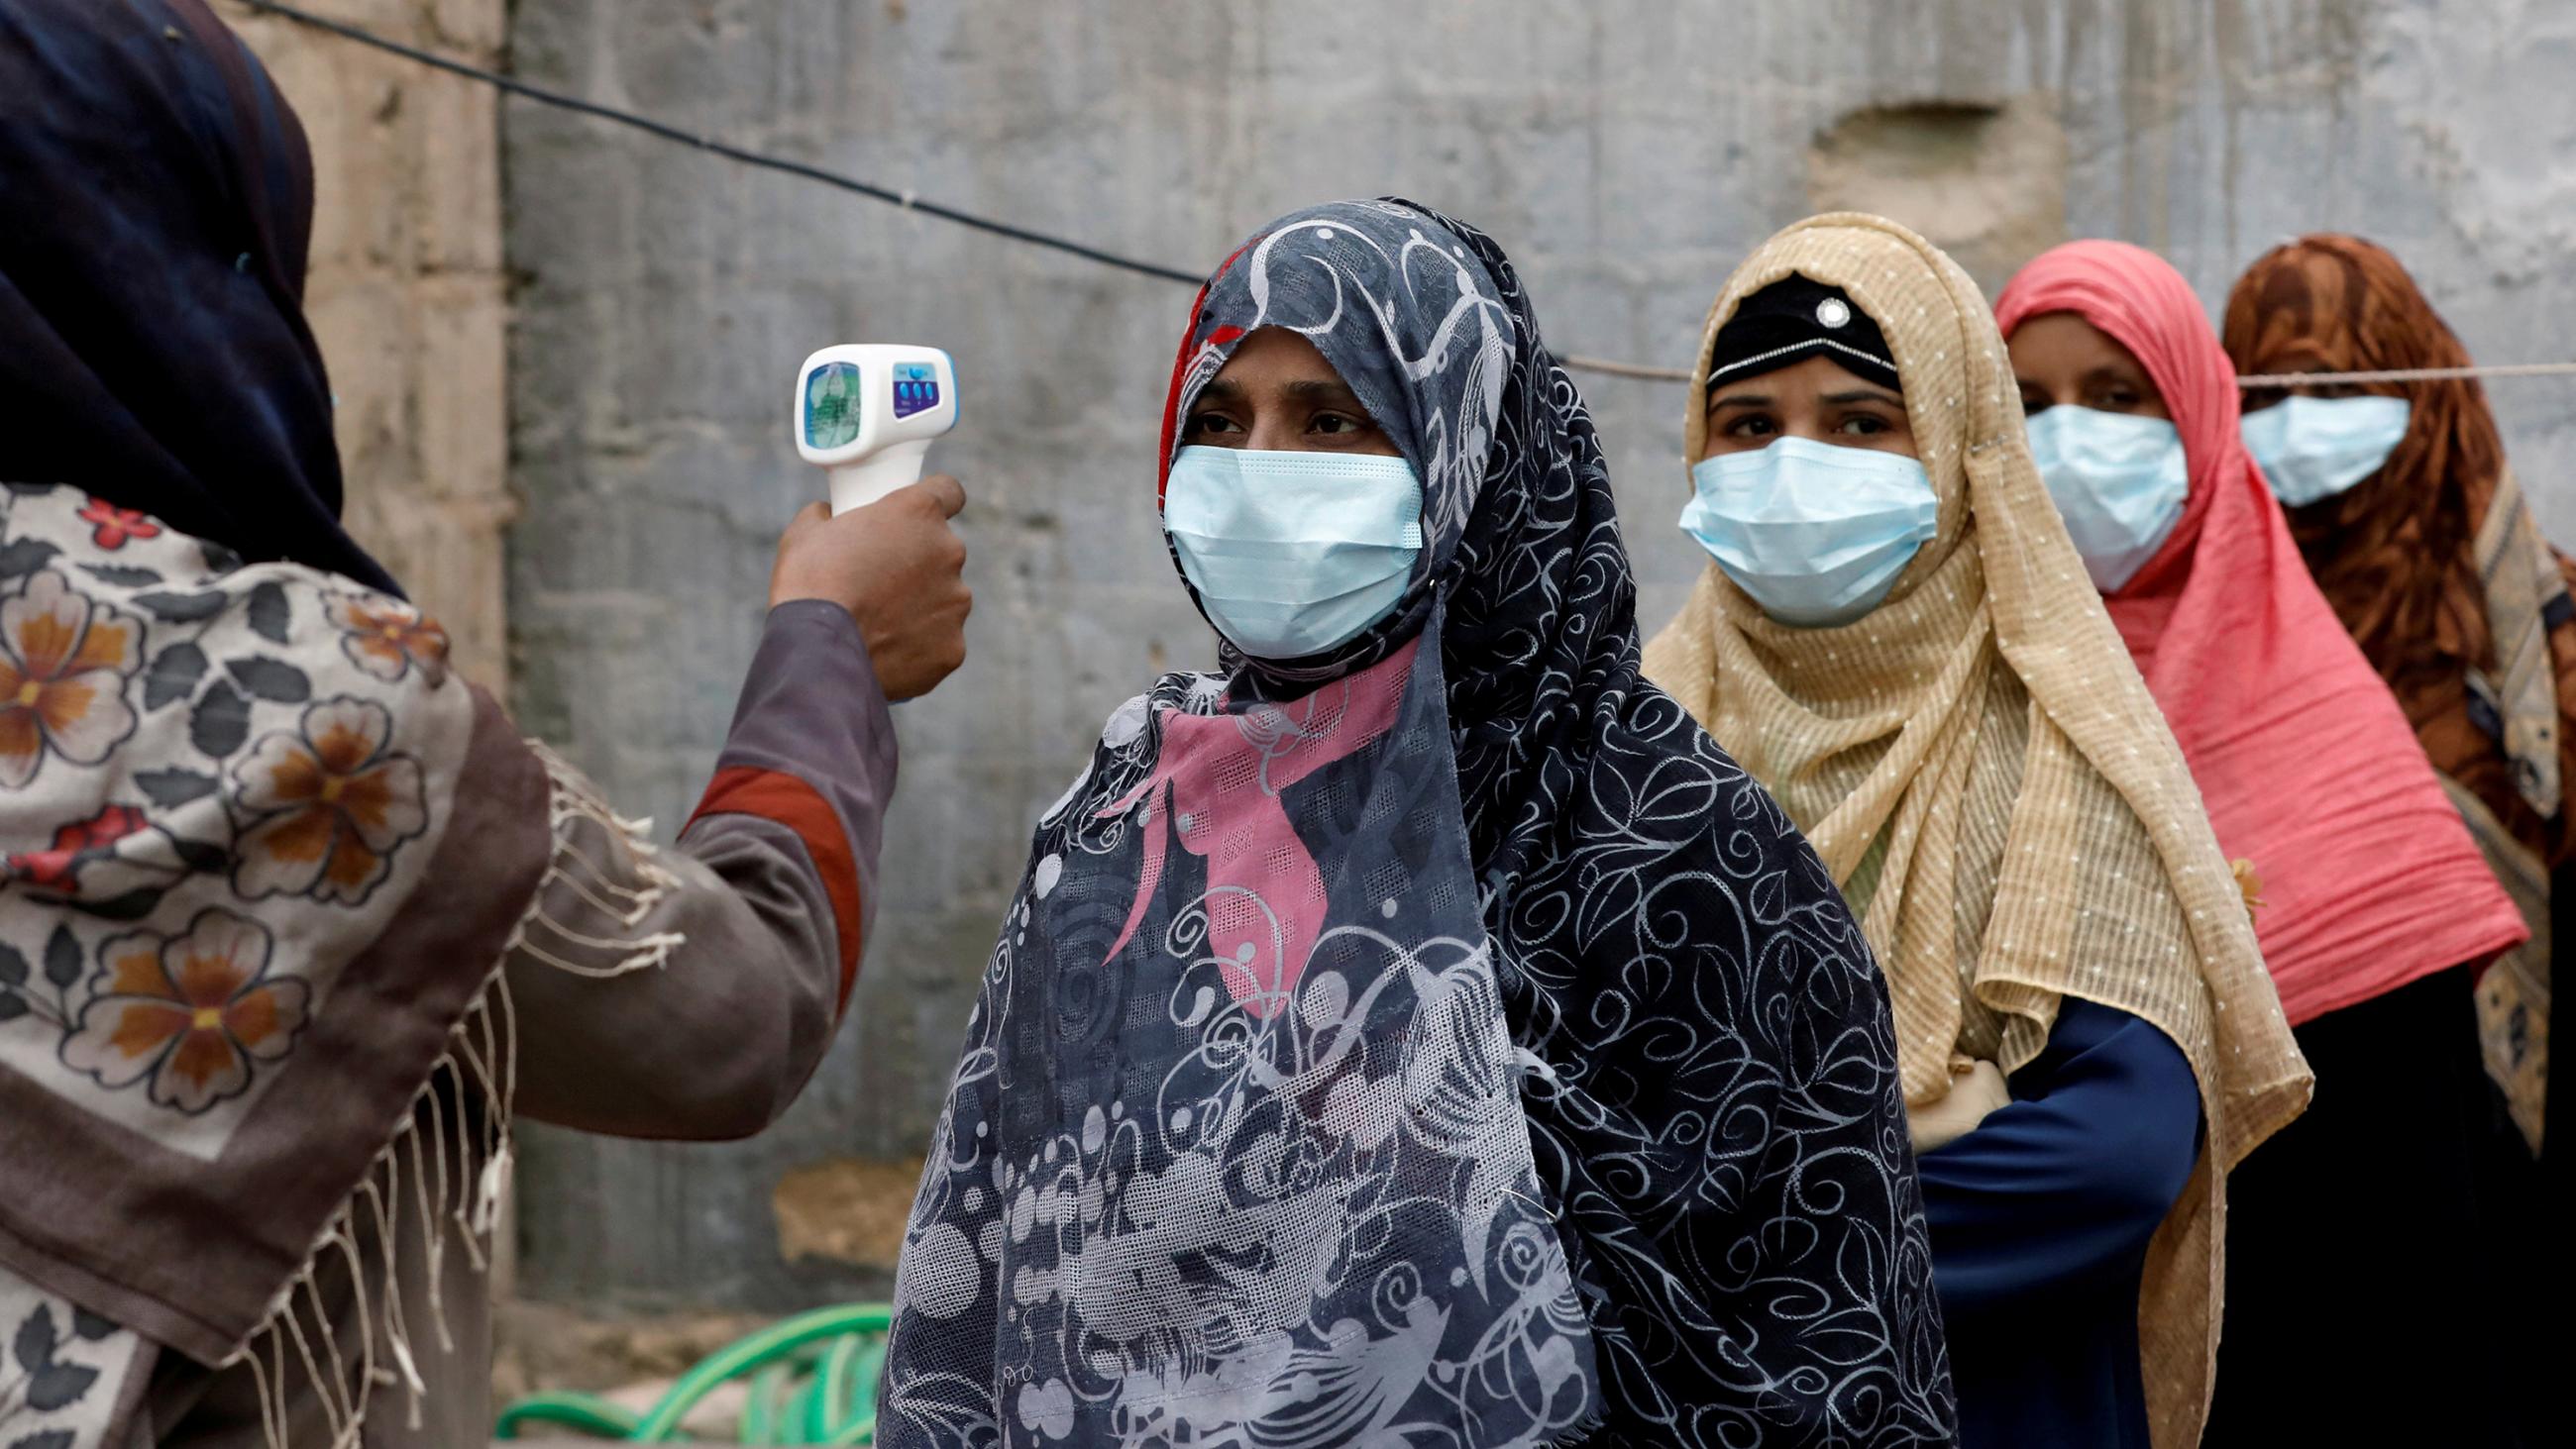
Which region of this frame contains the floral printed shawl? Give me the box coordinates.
[878,200,1955,1448]
[0,483,550,1446]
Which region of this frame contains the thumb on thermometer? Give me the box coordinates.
[911,472,968,520]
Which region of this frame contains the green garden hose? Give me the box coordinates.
[492,1303,893,1444]
[492,1392,645,1440]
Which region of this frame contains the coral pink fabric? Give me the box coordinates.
[1995,240,2525,1024]
[1098,637,1414,1016]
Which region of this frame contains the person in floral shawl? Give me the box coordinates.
[0,2,971,1444]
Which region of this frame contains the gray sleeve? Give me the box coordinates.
[505,601,896,1140]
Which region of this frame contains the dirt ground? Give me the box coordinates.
[489,1299,778,1406]
[488,1154,923,1418]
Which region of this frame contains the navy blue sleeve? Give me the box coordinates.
[1916,999,2202,1311]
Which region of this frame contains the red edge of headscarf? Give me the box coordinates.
[1995,241,2526,1022]
[1155,239,1256,505]
[688,768,864,1016]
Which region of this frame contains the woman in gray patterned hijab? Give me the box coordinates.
[878,199,1956,1448]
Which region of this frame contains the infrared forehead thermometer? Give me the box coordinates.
[793,345,960,515]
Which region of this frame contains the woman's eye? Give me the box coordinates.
[1186,412,1242,438]
[1311,414,1360,436]
[2097,388,2139,409]
[1837,415,1887,436]
[2019,393,2052,416]
[1724,416,1776,439]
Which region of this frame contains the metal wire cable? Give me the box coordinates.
[233,2,2576,391]
[1555,355,1695,382]
[232,0,1204,285]
[2232,362,2576,387]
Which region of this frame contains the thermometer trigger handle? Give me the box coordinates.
[828,447,929,516]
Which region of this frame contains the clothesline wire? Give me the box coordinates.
[2232,362,2576,387]
[230,0,1205,285]
[236,1,2576,393]
[1554,355,1696,382]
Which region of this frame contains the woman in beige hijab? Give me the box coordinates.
[1642,214,2309,1449]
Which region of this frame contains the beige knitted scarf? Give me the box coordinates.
[1641,213,2310,1449]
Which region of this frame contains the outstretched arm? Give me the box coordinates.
[505,479,972,1138]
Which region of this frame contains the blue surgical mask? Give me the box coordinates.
[1163,445,1424,661]
[2025,405,2191,593]
[1679,435,1940,628]
[2240,395,2413,508]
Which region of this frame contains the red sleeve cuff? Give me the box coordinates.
[688,765,864,1012]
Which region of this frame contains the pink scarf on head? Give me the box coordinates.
[1995,240,2525,1024]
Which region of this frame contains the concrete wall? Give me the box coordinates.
[235,0,513,685]
[501,0,2576,1309]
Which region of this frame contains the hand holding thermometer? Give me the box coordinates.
[793,345,960,514]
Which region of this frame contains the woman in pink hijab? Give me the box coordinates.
[1995,241,2523,1447]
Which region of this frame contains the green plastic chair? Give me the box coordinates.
[493,1303,890,1444]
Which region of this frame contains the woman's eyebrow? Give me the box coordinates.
[1708,392,1773,410]
[1284,378,1365,407]
[1821,387,1903,406]
[1196,378,1247,405]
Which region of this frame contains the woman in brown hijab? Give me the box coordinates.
[2223,234,2562,1448]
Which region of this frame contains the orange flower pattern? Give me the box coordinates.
[230,698,428,905]
[326,592,450,687]
[1,483,473,1133]
[58,910,308,1113]
[0,569,142,788]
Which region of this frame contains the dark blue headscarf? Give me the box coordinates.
[882,200,1956,1448]
[0,0,399,595]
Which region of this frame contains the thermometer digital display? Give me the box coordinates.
[793,346,959,514]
